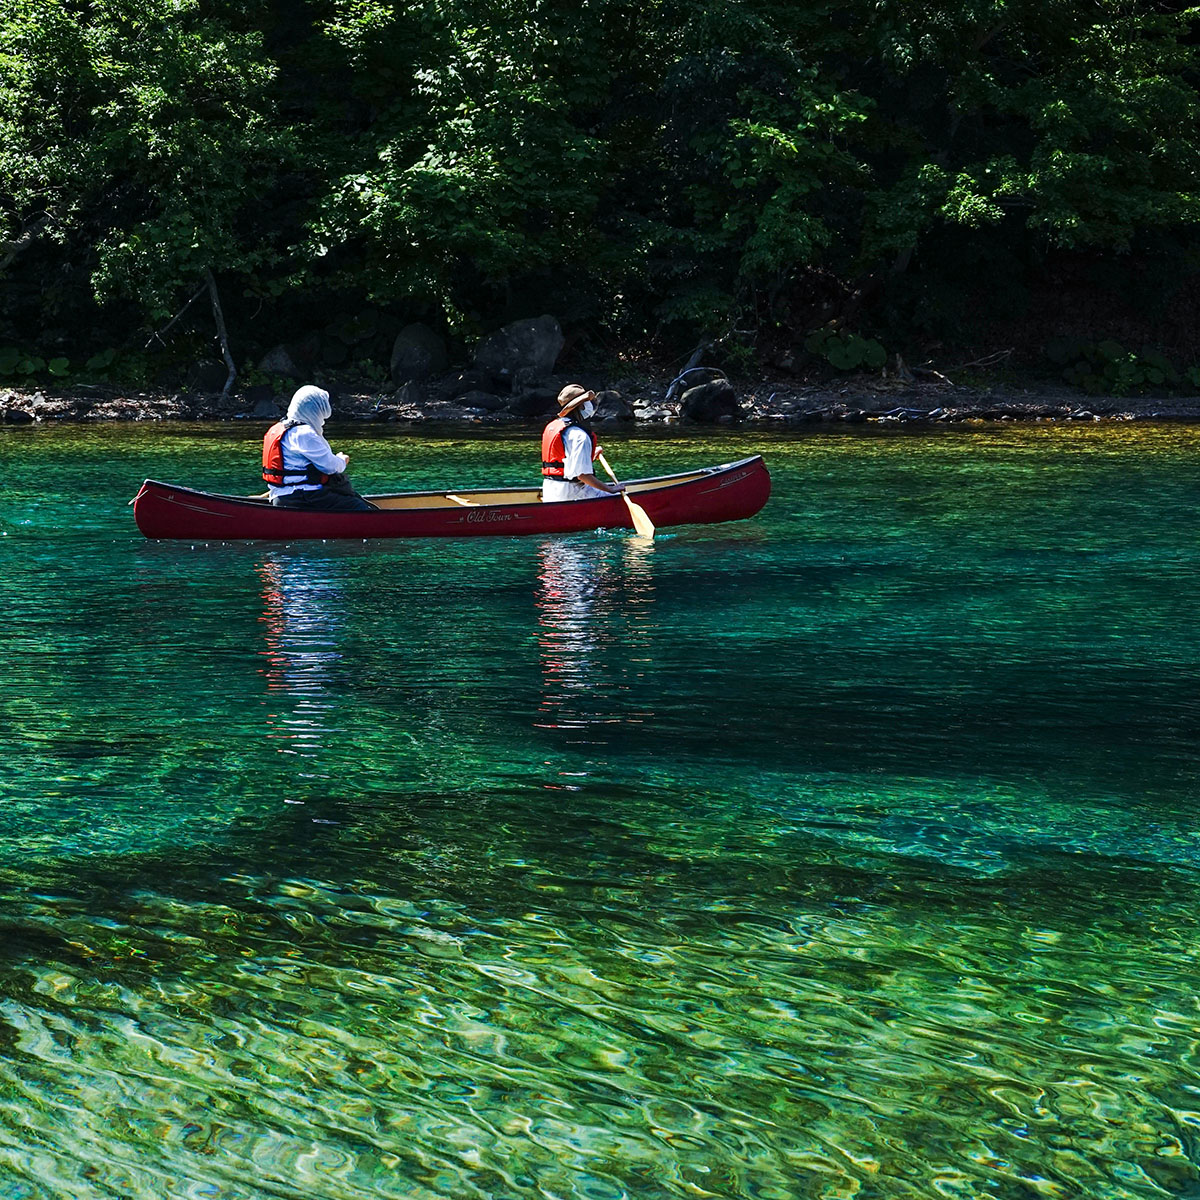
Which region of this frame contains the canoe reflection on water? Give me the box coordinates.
[534,537,659,739]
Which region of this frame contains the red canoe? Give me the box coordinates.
[132,454,770,540]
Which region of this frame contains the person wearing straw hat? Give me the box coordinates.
[540,384,624,502]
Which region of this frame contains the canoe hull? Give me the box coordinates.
[132,456,771,540]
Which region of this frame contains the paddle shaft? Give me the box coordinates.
[596,452,655,538]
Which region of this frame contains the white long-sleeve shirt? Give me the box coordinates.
[542,425,609,502]
[267,424,349,499]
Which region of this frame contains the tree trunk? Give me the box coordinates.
[205,268,237,397]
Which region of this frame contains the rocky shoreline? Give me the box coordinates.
[6,312,1200,426]
[4,374,1200,427]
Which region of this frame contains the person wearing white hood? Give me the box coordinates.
[540,384,624,502]
[262,385,373,511]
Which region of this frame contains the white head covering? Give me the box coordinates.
[287,385,332,430]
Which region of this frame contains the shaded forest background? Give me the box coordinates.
[3,0,1200,389]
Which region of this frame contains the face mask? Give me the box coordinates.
[579,400,596,420]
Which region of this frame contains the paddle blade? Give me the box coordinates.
[624,493,655,539]
[596,451,655,538]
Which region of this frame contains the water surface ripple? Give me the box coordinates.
[0,423,1199,1198]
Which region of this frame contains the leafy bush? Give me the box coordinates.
[1046,338,1181,395]
[0,348,46,377]
[84,349,117,376]
[805,328,888,372]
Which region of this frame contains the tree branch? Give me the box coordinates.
[0,213,51,274]
[144,280,208,350]
[665,341,712,405]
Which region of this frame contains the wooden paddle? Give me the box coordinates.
[596,452,655,539]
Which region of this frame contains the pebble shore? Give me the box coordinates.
[3,376,1200,425]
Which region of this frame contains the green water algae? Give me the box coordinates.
[0,422,1199,1198]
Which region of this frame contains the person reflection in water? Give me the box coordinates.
[262,385,374,511]
[536,540,602,726]
[257,553,344,758]
[534,538,657,736]
[540,384,624,502]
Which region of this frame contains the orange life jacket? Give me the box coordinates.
[541,418,600,479]
[262,420,330,488]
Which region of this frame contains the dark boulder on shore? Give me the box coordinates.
[390,323,449,386]
[506,386,560,419]
[473,315,564,389]
[186,361,229,392]
[249,392,281,419]
[257,345,303,379]
[594,389,635,421]
[455,390,506,412]
[433,368,489,400]
[680,378,742,423]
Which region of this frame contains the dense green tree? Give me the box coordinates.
[1,0,1199,370]
[0,0,284,330]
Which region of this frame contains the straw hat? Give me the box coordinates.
[557,384,595,417]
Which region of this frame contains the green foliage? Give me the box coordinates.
[0,0,287,322]
[0,348,68,378]
[1047,338,1182,395]
[861,3,1200,257]
[2,0,1200,360]
[0,348,46,377]
[354,359,389,385]
[805,327,888,372]
[0,343,153,383]
[241,367,293,392]
[327,311,379,346]
[84,349,117,374]
[654,287,737,334]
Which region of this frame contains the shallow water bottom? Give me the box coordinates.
[0,422,1199,1198]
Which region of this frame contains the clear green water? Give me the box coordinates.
[2,421,1200,1198]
